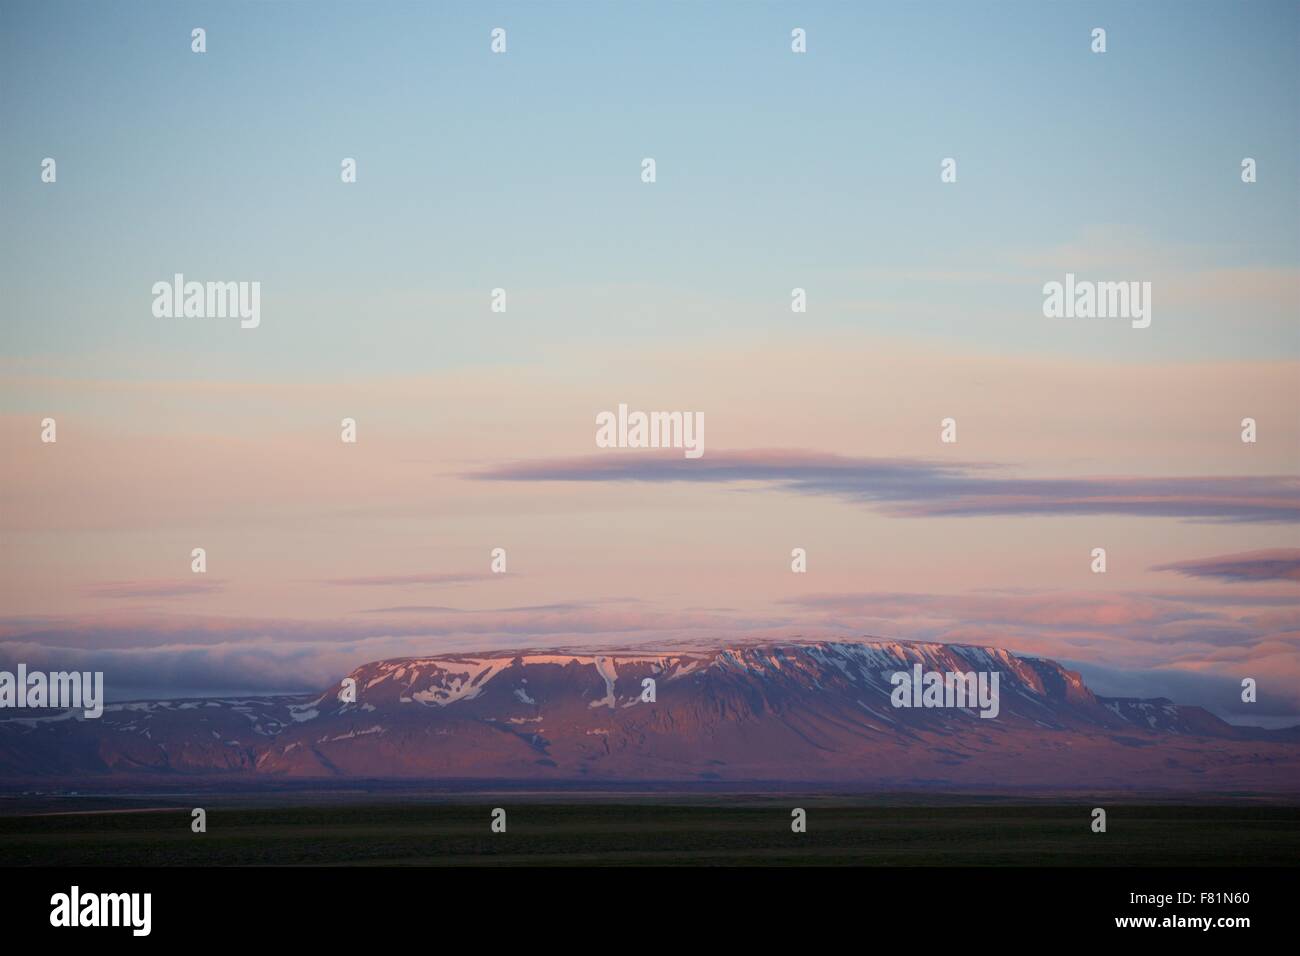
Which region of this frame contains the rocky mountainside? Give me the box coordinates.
[2,641,1296,790]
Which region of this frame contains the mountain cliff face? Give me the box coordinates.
[2,641,1296,790]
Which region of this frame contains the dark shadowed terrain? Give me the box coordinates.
[2,793,1296,867]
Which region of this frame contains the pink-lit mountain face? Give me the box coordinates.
[2,641,1297,791]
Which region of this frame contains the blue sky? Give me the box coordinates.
[3,0,1297,386]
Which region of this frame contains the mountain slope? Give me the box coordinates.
[2,640,1296,791]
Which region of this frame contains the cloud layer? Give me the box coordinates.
[473,450,1300,523]
[1153,549,1300,583]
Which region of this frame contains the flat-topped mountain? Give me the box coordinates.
[2,640,1296,791]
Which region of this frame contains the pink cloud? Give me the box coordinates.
[85,579,226,599]
[1153,549,1300,583]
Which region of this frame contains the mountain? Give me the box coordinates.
[2,640,1297,791]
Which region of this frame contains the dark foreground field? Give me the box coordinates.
[2,797,1297,866]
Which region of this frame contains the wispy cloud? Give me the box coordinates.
[322,573,485,588]
[1153,550,1300,583]
[471,450,1300,523]
[0,603,794,698]
[85,579,226,599]
[360,602,586,615]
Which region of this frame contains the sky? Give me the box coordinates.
[1,1,1298,725]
